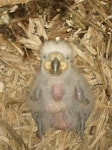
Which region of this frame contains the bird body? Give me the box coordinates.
[28,40,94,138]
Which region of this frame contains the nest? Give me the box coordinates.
[0,0,112,150]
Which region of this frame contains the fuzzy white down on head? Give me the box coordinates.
[40,40,73,61]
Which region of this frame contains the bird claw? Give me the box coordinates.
[77,114,86,139]
[32,112,44,139]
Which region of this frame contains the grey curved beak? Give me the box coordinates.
[51,57,60,74]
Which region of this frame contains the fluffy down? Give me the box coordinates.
[27,40,94,139]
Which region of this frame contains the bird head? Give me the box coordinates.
[40,40,73,76]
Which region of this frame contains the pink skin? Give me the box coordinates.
[54,112,68,129]
[51,84,63,101]
[51,84,67,129]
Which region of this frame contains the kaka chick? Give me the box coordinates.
[27,40,94,139]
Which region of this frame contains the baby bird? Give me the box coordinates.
[27,40,94,139]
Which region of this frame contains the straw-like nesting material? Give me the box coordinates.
[0,0,112,150]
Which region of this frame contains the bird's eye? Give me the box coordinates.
[66,56,69,59]
[43,55,46,59]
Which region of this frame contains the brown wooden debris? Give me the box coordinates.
[0,0,31,7]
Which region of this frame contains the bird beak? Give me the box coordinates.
[44,52,68,75]
[51,57,60,74]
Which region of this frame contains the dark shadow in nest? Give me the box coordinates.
[27,0,74,20]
